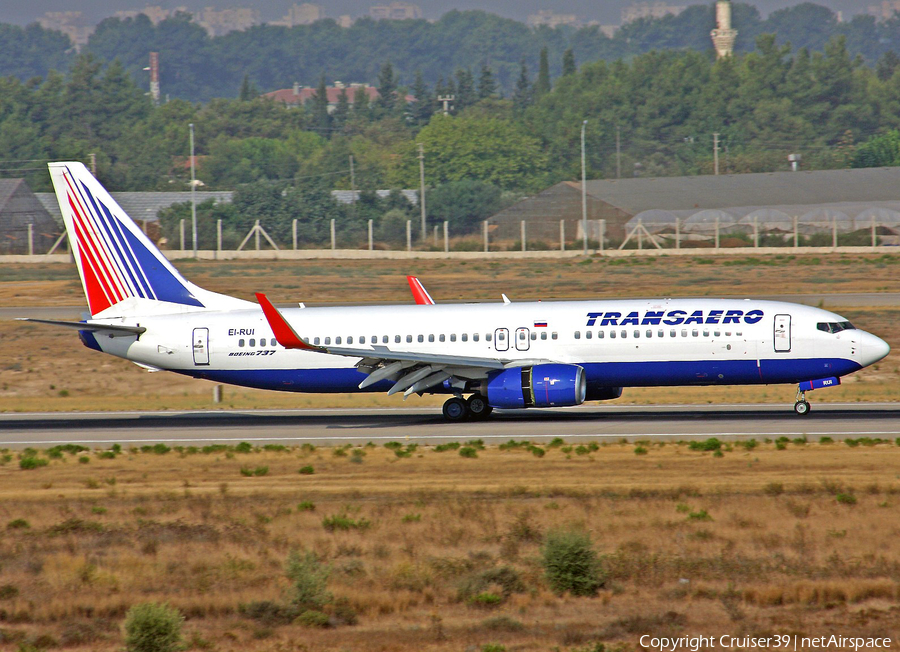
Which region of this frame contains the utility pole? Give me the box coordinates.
[189,123,197,258]
[349,154,356,221]
[713,132,720,176]
[89,152,96,176]
[581,120,588,255]
[417,143,426,242]
[616,126,621,180]
[437,95,454,116]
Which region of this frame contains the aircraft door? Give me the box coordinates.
[515,327,530,352]
[774,314,791,353]
[494,328,509,352]
[192,327,210,365]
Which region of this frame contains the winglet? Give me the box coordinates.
[255,293,325,352]
[407,276,435,305]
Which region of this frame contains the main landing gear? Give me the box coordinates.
[442,394,493,422]
[794,388,811,416]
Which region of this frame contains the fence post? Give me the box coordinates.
[292,219,297,251]
[714,216,720,251]
[753,216,759,248]
[483,220,489,252]
[368,219,373,251]
[406,220,411,252]
[180,219,185,251]
[330,219,335,250]
[443,221,449,253]
[255,220,260,251]
[793,215,799,249]
[872,215,877,249]
[27,223,33,256]
[217,219,222,256]
[832,216,837,249]
[599,219,605,253]
[560,220,565,252]
[637,218,643,251]
[521,220,526,252]
[675,218,680,250]
[434,225,438,246]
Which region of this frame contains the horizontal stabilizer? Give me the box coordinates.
[17,318,146,338]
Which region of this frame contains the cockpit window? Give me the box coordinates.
[817,321,855,334]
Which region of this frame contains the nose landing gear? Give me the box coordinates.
[794,388,811,416]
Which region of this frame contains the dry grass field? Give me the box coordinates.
[2,254,899,412]
[0,438,898,651]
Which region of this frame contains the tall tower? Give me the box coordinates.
[710,0,737,59]
[149,52,160,105]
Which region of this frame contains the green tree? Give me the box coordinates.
[286,549,332,610]
[238,74,257,101]
[535,47,551,98]
[477,64,498,99]
[513,60,532,109]
[332,86,350,131]
[541,529,604,597]
[853,130,900,167]
[562,48,576,77]
[410,69,432,124]
[124,602,184,652]
[311,74,331,136]
[428,179,507,233]
[455,67,476,110]
[375,61,398,116]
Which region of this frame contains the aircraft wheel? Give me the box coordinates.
[794,400,811,416]
[442,397,469,422]
[467,394,493,420]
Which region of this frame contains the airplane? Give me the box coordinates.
[22,161,891,421]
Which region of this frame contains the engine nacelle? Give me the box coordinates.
[483,364,587,409]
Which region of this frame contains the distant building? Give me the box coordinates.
[868,1,900,19]
[37,11,95,48]
[710,0,737,59]
[369,2,422,20]
[114,5,188,24]
[270,3,325,27]
[336,15,354,27]
[621,2,686,23]
[0,180,62,255]
[196,6,259,36]
[263,82,380,111]
[527,10,581,29]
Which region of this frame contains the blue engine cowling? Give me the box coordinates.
[482,364,587,409]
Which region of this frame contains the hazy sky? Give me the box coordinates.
[4,0,870,26]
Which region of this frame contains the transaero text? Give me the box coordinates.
[586,309,764,327]
[639,635,892,651]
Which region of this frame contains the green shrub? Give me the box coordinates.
[688,438,721,451]
[528,445,546,458]
[481,643,507,652]
[775,441,787,450]
[540,529,604,596]
[402,513,421,523]
[298,466,314,475]
[466,439,486,450]
[297,501,316,511]
[688,510,713,521]
[763,482,784,496]
[285,550,331,610]
[634,445,648,455]
[459,446,478,458]
[296,609,330,628]
[235,442,253,453]
[434,442,461,452]
[0,584,19,600]
[78,455,91,464]
[322,514,371,532]
[19,456,49,470]
[548,437,565,448]
[469,592,503,608]
[384,441,403,450]
[238,600,297,626]
[6,518,29,530]
[836,493,857,505]
[123,602,184,652]
[574,445,589,455]
[240,466,269,477]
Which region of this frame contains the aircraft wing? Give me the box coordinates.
[17,318,146,338]
[256,293,535,396]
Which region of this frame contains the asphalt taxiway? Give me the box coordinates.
[1,404,898,449]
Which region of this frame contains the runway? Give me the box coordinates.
[1,404,898,448]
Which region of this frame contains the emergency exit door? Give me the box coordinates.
[192,328,210,365]
[774,314,791,353]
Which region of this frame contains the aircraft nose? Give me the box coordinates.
[859,331,890,367]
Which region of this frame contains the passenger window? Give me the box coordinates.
[418,335,424,343]
[646,330,652,338]
[314,337,320,345]
[703,330,709,337]
[498,332,505,341]
[610,331,616,339]
[336,336,342,345]
[598,331,604,339]
[519,331,526,340]
[634,330,640,338]
[621,330,627,339]
[472,333,478,342]
[551,332,558,340]
[439,334,445,342]
[530,332,537,340]
[249,338,256,347]
[486,333,491,342]
[670,329,676,338]
[736,332,742,337]
[395,335,401,343]
[541,332,547,340]
[429,334,435,343]
[461,333,467,342]
[658,329,664,338]
[325,337,331,345]
[713,331,720,337]
[238,339,245,347]
[347,336,353,344]
[574,331,581,339]
[586,331,592,340]
[681,330,687,337]
[725,332,731,337]
[371,336,377,344]
[382,335,389,344]
[450,334,456,342]
[692,330,698,337]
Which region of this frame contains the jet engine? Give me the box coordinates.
[481,364,586,409]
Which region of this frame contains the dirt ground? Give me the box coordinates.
[1,254,899,411]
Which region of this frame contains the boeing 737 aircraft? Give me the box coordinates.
[24,162,891,421]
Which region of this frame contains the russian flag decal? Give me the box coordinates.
[534,321,548,328]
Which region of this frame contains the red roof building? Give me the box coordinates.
[263,82,415,111]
